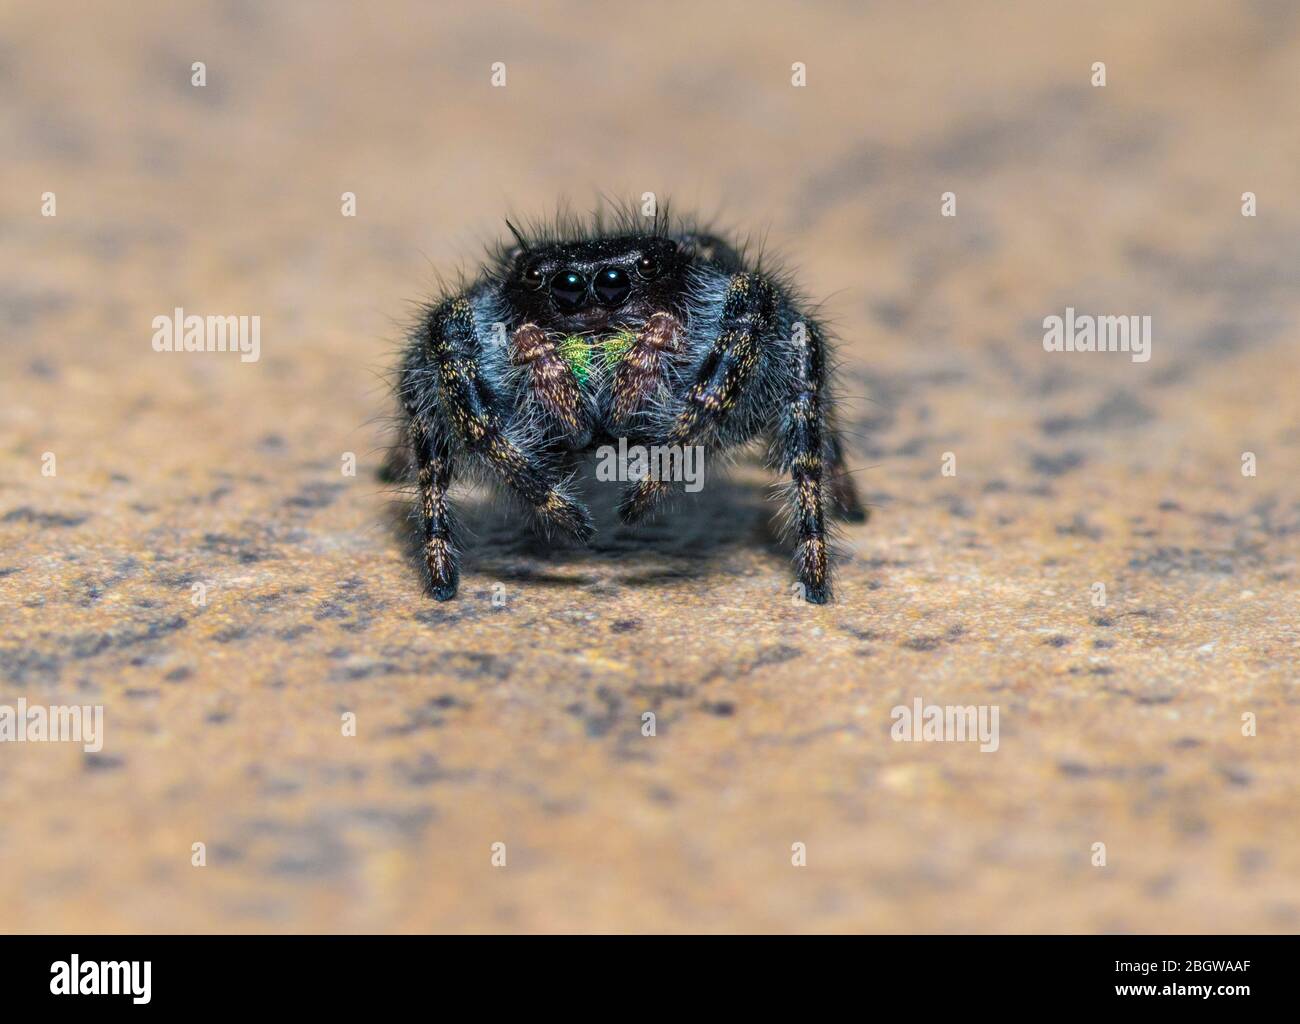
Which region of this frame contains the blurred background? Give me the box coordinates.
[1,0,1297,932]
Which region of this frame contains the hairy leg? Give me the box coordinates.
[405,410,459,600]
[618,273,774,521]
[779,346,831,604]
[617,272,846,600]
[416,297,594,544]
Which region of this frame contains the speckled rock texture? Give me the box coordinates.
[1,1,1297,933]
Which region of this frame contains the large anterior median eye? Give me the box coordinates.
[549,270,587,311]
[593,267,632,307]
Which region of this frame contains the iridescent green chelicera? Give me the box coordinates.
[558,330,638,383]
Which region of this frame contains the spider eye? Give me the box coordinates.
[549,270,588,311]
[523,263,545,289]
[593,267,632,307]
[636,254,662,280]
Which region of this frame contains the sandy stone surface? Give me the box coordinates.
[1,1,1297,932]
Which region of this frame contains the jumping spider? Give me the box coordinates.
[390,210,865,603]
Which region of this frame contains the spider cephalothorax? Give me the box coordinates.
[392,209,865,603]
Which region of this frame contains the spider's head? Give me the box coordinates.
[506,236,686,334]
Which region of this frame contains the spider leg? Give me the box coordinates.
[616,270,846,601]
[422,297,594,542]
[777,325,832,603]
[617,273,774,522]
[405,409,459,600]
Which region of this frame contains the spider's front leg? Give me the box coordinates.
[412,298,593,591]
[398,338,463,598]
[776,320,835,603]
[618,272,843,602]
[617,272,774,521]
[403,405,460,600]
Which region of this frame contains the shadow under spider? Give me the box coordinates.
[384,463,792,594]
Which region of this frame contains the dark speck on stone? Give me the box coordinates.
[1176,815,1210,837]
[903,636,942,651]
[1216,764,1252,787]
[753,644,802,668]
[3,507,88,528]
[610,619,640,633]
[1039,391,1154,436]
[393,754,450,788]
[1043,634,1071,647]
[1103,682,1174,704]
[84,753,125,772]
[1128,547,1241,576]
[1237,848,1269,874]
[1030,451,1085,477]
[286,482,344,509]
[1056,514,1104,540]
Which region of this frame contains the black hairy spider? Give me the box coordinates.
[389,208,865,603]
